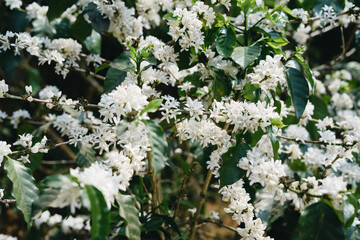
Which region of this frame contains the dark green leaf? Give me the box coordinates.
[288,159,307,171]
[144,217,164,232]
[117,193,141,240]
[47,0,77,21]
[104,68,127,92]
[163,12,177,20]
[219,134,251,188]
[293,53,315,89]
[285,67,309,119]
[4,158,39,223]
[231,45,261,69]
[293,201,345,240]
[26,68,41,95]
[85,3,110,33]
[313,0,345,13]
[76,142,96,167]
[346,227,360,240]
[216,27,236,57]
[212,68,232,101]
[69,14,92,42]
[267,126,280,160]
[144,120,168,179]
[243,82,259,101]
[310,96,328,120]
[344,194,359,229]
[86,185,110,240]
[140,99,163,115]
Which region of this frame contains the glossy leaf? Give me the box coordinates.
[32,188,60,218]
[117,193,142,240]
[84,30,102,55]
[293,53,315,89]
[293,201,345,240]
[86,185,110,240]
[219,134,251,188]
[285,67,309,119]
[313,0,345,13]
[69,14,92,42]
[212,68,232,101]
[144,217,164,232]
[140,99,163,115]
[216,27,236,57]
[144,120,168,178]
[231,46,261,69]
[85,3,110,33]
[346,227,360,240]
[47,0,77,21]
[76,142,96,167]
[4,158,39,223]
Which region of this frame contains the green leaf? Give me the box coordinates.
[285,67,309,119]
[85,3,110,33]
[117,193,142,240]
[144,217,164,232]
[216,27,236,57]
[212,68,232,101]
[4,158,39,224]
[86,185,110,240]
[310,96,328,120]
[69,14,92,42]
[163,12,177,21]
[26,68,41,95]
[293,53,315,89]
[32,188,60,218]
[47,0,77,21]
[144,120,168,179]
[293,201,345,240]
[267,126,280,160]
[43,174,72,189]
[270,118,285,128]
[344,194,359,229]
[219,134,251,188]
[267,36,289,49]
[313,0,345,13]
[84,30,102,55]
[76,142,96,167]
[346,227,360,240]
[104,68,127,92]
[242,82,259,101]
[231,45,261,69]
[140,99,163,115]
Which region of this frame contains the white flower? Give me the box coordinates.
[0,111,8,122]
[4,0,22,10]
[14,133,33,148]
[293,24,311,45]
[61,216,86,233]
[318,130,336,144]
[25,2,48,20]
[0,141,12,164]
[0,80,9,98]
[70,162,120,208]
[184,97,204,121]
[0,189,4,199]
[11,109,30,128]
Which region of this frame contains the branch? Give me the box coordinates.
[189,169,213,240]
[0,199,16,208]
[173,161,198,219]
[198,218,238,233]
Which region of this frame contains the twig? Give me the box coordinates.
[321,155,341,178]
[199,218,238,233]
[0,199,16,208]
[189,169,213,240]
[173,162,198,219]
[147,151,159,212]
[276,135,343,146]
[42,159,76,165]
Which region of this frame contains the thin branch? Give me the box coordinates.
[173,161,198,219]
[0,199,16,208]
[198,218,238,233]
[189,169,213,240]
[321,155,341,178]
[42,159,76,165]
